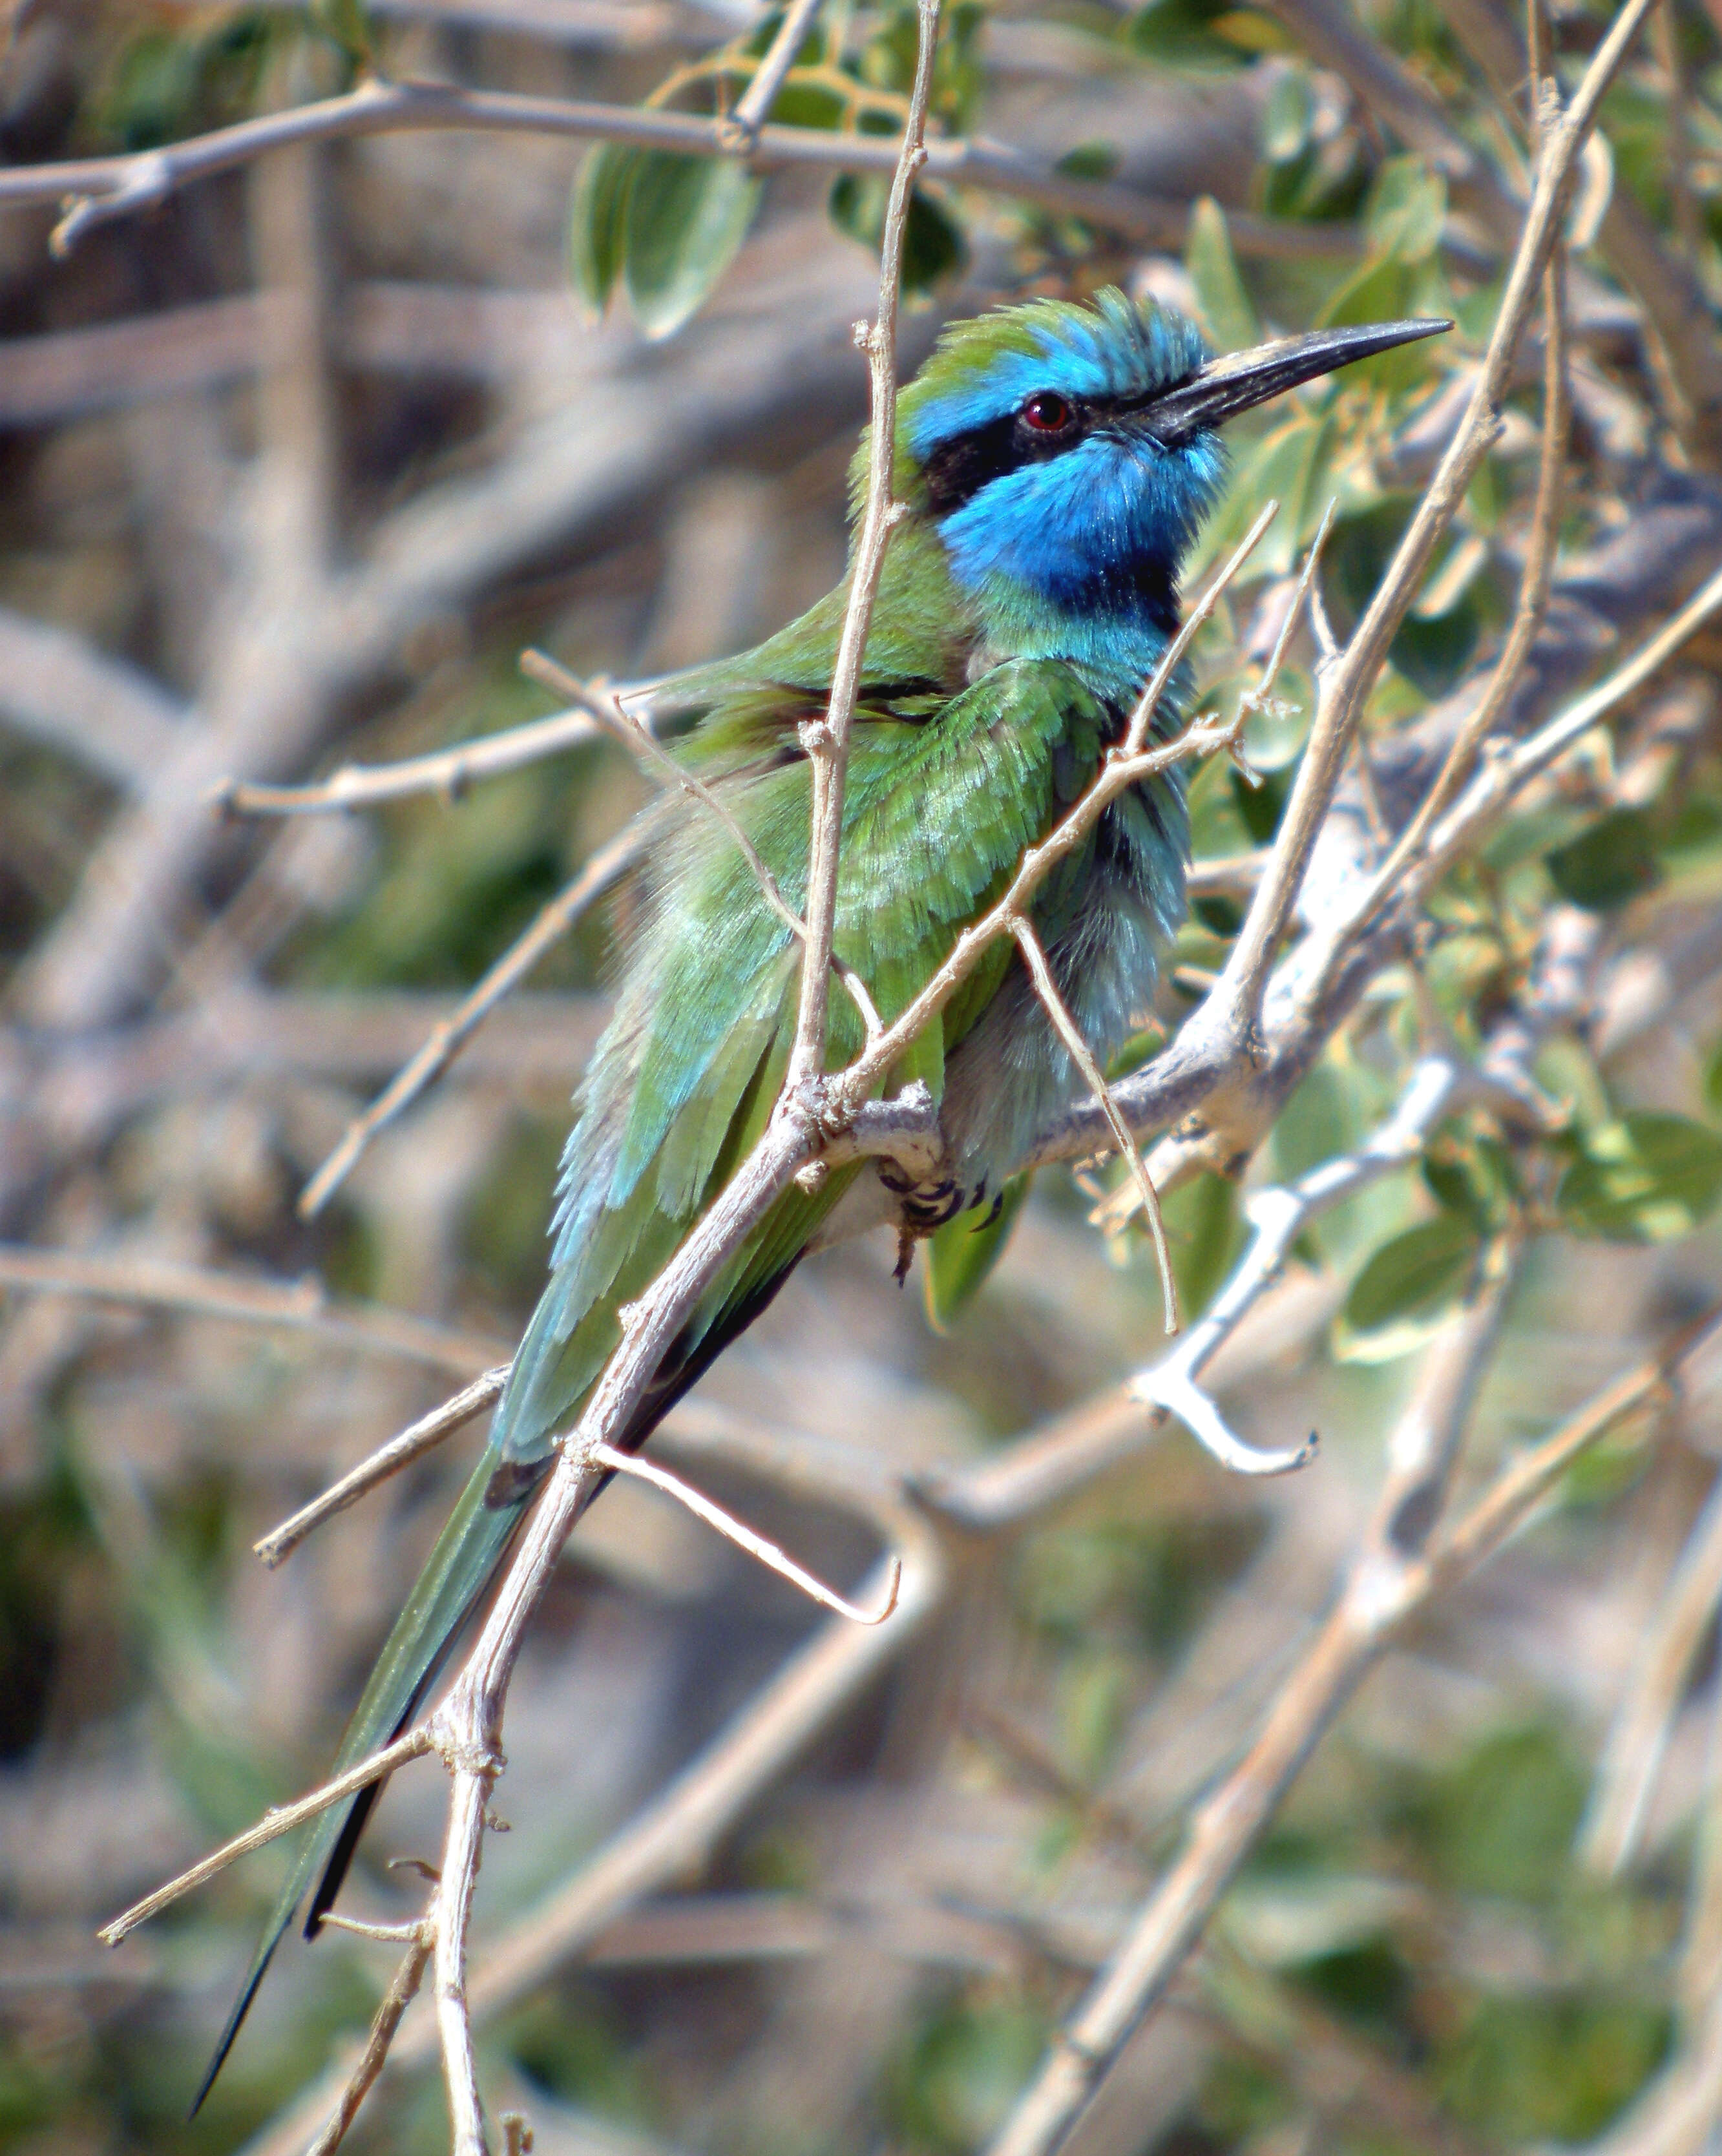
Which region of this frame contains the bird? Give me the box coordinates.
[195,288,1445,2106]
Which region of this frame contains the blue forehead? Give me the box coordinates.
[901,289,1212,461]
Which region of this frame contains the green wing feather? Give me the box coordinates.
[197,649,1111,2109]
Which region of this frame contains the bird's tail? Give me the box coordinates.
[190,1452,533,2117]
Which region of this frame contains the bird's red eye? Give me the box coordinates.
[1022,391,1073,433]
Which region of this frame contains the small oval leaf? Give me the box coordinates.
[1343,1213,1480,1334]
[1545,808,1660,912]
[568,143,637,317]
[622,152,762,340]
[1557,1113,1722,1244]
[1185,196,1260,355]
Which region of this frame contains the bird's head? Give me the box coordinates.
[887,288,1447,657]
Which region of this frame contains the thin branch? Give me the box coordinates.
[299,822,646,1219]
[255,1366,510,1567]
[99,1728,434,1945]
[1334,252,1571,936]
[1008,912,1179,1335]
[306,1933,434,2156]
[1581,1462,1722,1878]
[1121,501,1281,760]
[428,1757,494,2156]
[1213,0,1659,1047]
[1131,1053,1460,1476]
[0,74,1358,264]
[590,1442,901,1624]
[988,1281,1722,2156]
[0,1244,506,1374]
[1406,556,1722,905]
[784,0,939,1094]
[720,0,827,147]
[519,651,883,1039]
[211,705,605,817]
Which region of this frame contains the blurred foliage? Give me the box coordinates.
[6,1,1722,2154]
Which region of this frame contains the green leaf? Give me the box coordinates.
[1557,1114,1722,1243]
[1261,67,1315,164]
[1238,664,1311,771]
[1124,0,1249,67]
[1343,1213,1480,1332]
[310,0,372,63]
[1366,156,1447,264]
[621,152,762,339]
[1054,140,1120,183]
[1163,1171,1243,1321]
[1185,196,1260,355]
[923,1175,1031,1333]
[568,143,636,316]
[1545,809,1660,912]
[1706,1036,1722,1116]
[768,77,850,131]
[901,189,965,291]
[830,177,963,292]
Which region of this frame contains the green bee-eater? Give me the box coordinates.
[197,289,1444,2104]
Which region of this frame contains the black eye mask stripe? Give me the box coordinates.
[918,379,1208,519]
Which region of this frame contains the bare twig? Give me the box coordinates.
[0,1244,506,1374]
[518,651,883,1039]
[719,0,827,148]
[1213,0,1659,1051]
[1009,912,1179,1334]
[299,822,646,1218]
[212,706,605,817]
[1121,502,1281,759]
[0,74,1357,265]
[1130,1053,1462,1474]
[1582,1463,1722,1878]
[1330,251,1570,934]
[306,1931,434,2156]
[784,0,939,1094]
[236,1505,941,2156]
[591,1442,901,1624]
[100,1728,436,1945]
[427,1749,495,2155]
[989,1285,1722,2156]
[255,1366,511,1567]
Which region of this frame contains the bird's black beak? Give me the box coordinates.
[1133,317,1451,446]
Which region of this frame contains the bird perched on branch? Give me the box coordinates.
[198,289,1444,2103]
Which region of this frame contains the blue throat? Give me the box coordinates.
[930,432,1226,710]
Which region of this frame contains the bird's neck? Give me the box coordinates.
[963,558,1181,713]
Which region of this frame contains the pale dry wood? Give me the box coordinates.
[299,823,646,1217]
[720,0,827,147]
[1008,912,1179,1334]
[0,72,1356,265]
[988,1286,1722,2156]
[518,650,883,1039]
[1129,1052,1459,1474]
[306,1932,434,2156]
[592,1442,901,1623]
[1582,1463,1722,1878]
[785,0,939,1093]
[255,1365,510,1566]
[213,706,605,816]
[1213,0,1656,1053]
[0,1244,507,1374]
[100,1728,435,1945]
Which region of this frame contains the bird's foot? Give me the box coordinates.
[878,1164,979,1285]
